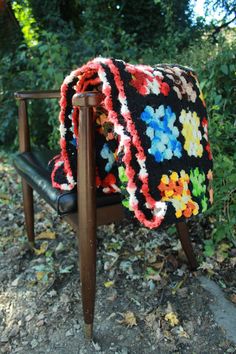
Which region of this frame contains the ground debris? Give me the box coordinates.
[117,311,137,328]
[0,151,236,353]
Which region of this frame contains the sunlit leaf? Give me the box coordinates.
[164,312,179,327]
[117,311,137,328]
[104,281,114,288]
[177,326,189,338]
[33,241,48,256]
[35,231,56,240]
[36,271,47,281]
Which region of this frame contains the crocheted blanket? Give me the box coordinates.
[50,57,213,229]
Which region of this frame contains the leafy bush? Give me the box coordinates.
[170,31,236,249]
[200,35,236,251]
[0,28,79,148]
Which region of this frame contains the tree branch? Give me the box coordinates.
[211,12,236,40]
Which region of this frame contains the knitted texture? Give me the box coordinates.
[50,57,213,229]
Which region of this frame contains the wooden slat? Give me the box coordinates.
[63,203,125,231]
[15,90,60,100]
[18,99,30,152]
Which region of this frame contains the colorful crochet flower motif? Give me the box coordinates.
[179,109,203,157]
[96,172,120,194]
[100,143,115,172]
[140,105,182,163]
[162,66,197,103]
[202,117,213,160]
[158,170,199,218]
[126,65,170,96]
[193,74,206,107]
[96,111,115,141]
[189,167,208,212]
[118,166,130,209]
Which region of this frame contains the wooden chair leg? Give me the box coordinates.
[22,179,35,247]
[78,217,96,339]
[176,221,198,270]
[75,94,101,340]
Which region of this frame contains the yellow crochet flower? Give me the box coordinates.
[170,171,178,182]
[179,109,203,158]
[158,170,199,218]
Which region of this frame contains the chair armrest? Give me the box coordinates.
[15,90,60,100]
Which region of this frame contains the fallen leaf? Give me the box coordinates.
[164,312,179,327]
[172,274,188,295]
[92,340,101,351]
[216,243,231,263]
[147,254,157,264]
[107,291,117,302]
[145,310,161,327]
[0,193,10,200]
[177,326,189,338]
[199,261,214,273]
[172,240,182,251]
[59,265,74,274]
[209,216,216,223]
[230,294,236,304]
[104,281,114,288]
[35,231,56,240]
[151,261,164,270]
[145,267,161,281]
[163,330,172,339]
[106,312,116,320]
[145,312,163,340]
[55,242,65,253]
[166,254,179,269]
[36,271,47,281]
[230,257,236,267]
[33,241,48,256]
[117,311,137,328]
[218,243,231,253]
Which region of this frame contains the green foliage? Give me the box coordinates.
[0,28,84,148]
[12,0,39,46]
[200,35,236,247]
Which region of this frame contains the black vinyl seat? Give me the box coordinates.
[13,148,122,215]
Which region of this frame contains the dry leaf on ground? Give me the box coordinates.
[35,231,56,240]
[33,241,48,256]
[117,311,137,328]
[164,312,179,327]
[177,326,189,338]
[104,281,114,288]
[230,294,236,304]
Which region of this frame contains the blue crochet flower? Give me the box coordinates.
[101,143,115,172]
[141,105,182,163]
[70,137,77,147]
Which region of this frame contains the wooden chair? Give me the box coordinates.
[13,90,198,339]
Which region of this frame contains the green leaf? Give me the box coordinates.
[203,240,215,257]
[59,265,74,274]
[220,64,228,75]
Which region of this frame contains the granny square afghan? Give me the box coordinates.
[49,57,213,229]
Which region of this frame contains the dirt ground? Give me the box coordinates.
[0,153,236,354]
